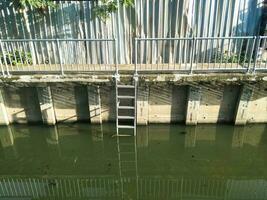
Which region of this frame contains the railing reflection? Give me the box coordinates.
[0,176,267,199]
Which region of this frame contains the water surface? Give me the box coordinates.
[0,124,267,199]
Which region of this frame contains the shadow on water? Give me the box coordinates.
[0,123,267,199]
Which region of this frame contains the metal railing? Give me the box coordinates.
[135,36,267,74]
[0,38,117,76]
[0,36,267,76]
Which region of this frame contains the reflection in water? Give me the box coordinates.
[0,124,267,199]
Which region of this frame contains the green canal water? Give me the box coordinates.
[0,124,267,199]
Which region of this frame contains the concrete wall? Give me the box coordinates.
[0,81,266,125]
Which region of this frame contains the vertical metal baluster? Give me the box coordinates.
[45,40,52,72]
[219,38,224,69]
[224,38,231,70]
[51,40,57,72]
[76,41,79,72]
[140,39,143,71]
[195,39,199,71]
[263,38,267,70]
[162,39,166,71]
[40,41,46,72]
[189,38,196,74]
[173,39,177,70]
[22,41,31,72]
[247,36,256,73]
[242,38,250,72]
[156,40,159,71]
[10,42,19,72]
[105,40,108,71]
[168,39,172,70]
[151,40,153,70]
[56,39,64,75]
[208,39,214,70]
[213,39,219,70]
[178,40,181,68]
[237,38,244,69]
[0,40,5,76]
[134,38,137,74]
[258,38,265,69]
[4,43,12,75]
[184,39,188,70]
[16,42,23,71]
[32,41,41,72]
[200,39,204,70]
[253,36,260,73]
[115,38,118,75]
[230,38,237,69]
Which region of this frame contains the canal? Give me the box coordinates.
[0,124,267,199]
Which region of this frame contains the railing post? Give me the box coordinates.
[0,40,5,77]
[56,39,64,76]
[247,36,256,74]
[0,40,9,77]
[253,36,261,73]
[134,38,138,76]
[114,38,118,75]
[189,37,196,74]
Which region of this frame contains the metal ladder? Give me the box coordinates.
[115,75,137,136]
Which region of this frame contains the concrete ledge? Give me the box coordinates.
[0,73,267,84]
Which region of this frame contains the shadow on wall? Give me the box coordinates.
[2,86,42,123]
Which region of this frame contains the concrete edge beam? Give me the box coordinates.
[234,84,254,125]
[186,86,201,125]
[0,88,9,125]
[37,86,56,125]
[88,85,102,124]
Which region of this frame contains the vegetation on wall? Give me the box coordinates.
[0,50,32,66]
[212,51,249,64]
[92,0,134,21]
[11,0,134,20]
[12,0,56,10]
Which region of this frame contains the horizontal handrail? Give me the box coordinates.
[136,36,256,41]
[0,38,116,42]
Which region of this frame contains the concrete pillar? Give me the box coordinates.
[186,86,201,125]
[234,85,254,125]
[137,85,149,125]
[88,85,102,124]
[37,87,56,125]
[0,88,9,125]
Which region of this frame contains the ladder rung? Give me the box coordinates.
[117,95,135,99]
[118,125,135,129]
[118,106,135,110]
[117,85,135,89]
[119,152,135,154]
[118,116,135,120]
[119,143,135,145]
